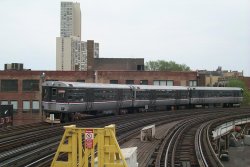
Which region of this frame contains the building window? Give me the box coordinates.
[137,65,144,71]
[10,101,18,111]
[23,101,30,111]
[22,80,39,91]
[140,80,148,85]
[110,80,118,84]
[126,80,134,85]
[77,80,85,82]
[1,101,8,105]
[32,101,40,111]
[46,79,59,81]
[153,80,174,86]
[189,80,197,86]
[166,80,174,86]
[153,80,166,86]
[1,80,18,92]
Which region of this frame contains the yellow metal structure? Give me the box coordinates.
[51,124,128,167]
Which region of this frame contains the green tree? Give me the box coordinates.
[227,79,250,105]
[145,60,191,71]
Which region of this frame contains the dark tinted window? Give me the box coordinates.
[126,80,134,85]
[67,88,86,102]
[110,80,118,84]
[94,89,117,101]
[52,88,57,96]
[140,80,148,85]
[137,65,144,71]
[1,80,18,92]
[77,80,85,82]
[136,90,149,99]
[23,80,39,91]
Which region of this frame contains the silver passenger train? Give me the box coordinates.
[42,81,243,122]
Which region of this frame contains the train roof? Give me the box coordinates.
[132,85,188,90]
[42,81,242,91]
[42,81,188,90]
[42,81,132,89]
[190,87,242,91]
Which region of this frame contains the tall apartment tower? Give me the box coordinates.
[56,2,99,71]
[60,2,81,39]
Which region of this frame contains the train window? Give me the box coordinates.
[190,90,198,98]
[66,88,86,102]
[180,91,188,98]
[68,96,72,101]
[93,89,117,101]
[124,90,132,100]
[136,90,149,100]
[52,88,57,96]
[155,90,167,99]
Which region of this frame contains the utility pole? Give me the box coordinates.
[40,72,46,121]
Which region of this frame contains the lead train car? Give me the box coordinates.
[42,81,132,113]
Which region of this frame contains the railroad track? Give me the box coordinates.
[0,108,250,167]
[152,108,250,167]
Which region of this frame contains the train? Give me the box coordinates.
[42,81,243,123]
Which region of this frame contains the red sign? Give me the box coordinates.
[85,129,94,149]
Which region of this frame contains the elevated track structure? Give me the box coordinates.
[0,108,250,167]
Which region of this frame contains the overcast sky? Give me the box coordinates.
[1,0,250,75]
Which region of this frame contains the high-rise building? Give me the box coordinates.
[56,2,99,71]
[60,2,81,39]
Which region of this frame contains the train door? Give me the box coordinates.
[85,89,94,111]
[175,90,181,105]
[51,88,57,102]
[197,90,205,104]
[148,90,156,111]
[117,89,123,107]
[233,90,239,106]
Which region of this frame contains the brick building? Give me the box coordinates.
[0,70,197,112]
[93,58,144,71]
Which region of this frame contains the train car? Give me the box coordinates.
[133,85,189,109]
[42,81,134,122]
[189,87,243,107]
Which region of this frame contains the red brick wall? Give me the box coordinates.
[96,71,197,85]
